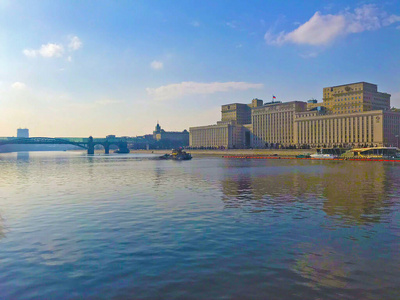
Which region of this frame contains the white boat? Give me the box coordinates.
[310,153,338,159]
[310,148,344,159]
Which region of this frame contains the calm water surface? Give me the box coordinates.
[0,151,399,299]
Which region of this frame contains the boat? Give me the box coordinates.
[310,148,345,159]
[114,148,130,154]
[159,148,192,160]
[346,147,400,159]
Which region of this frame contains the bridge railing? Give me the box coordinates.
[0,137,134,145]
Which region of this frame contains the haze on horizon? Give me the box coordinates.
[0,0,399,137]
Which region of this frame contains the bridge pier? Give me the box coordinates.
[117,141,130,153]
[87,136,94,155]
[104,141,110,154]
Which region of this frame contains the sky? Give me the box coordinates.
[0,0,399,137]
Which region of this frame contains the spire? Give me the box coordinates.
[155,121,161,132]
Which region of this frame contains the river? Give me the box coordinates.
[0,151,399,299]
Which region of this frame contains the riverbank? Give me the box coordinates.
[129,149,313,157]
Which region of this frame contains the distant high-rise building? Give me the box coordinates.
[17,128,29,138]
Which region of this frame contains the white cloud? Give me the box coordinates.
[23,35,82,59]
[11,82,27,90]
[382,14,400,26]
[146,81,264,101]
[23,43,64,58]
[150,60,163,70]
[68,36,82,51]
[191,21,200,27]
[39,43,64,57]
[265,4,400,46]
[22,49,37,57]
[345,4,382,33]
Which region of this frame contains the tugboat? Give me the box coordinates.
[159,148,192,160]
[114,148,130,154]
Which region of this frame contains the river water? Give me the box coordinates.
[0,151,399,299]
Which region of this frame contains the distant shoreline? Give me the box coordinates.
[0,149,313,157]
[129,149,312,157]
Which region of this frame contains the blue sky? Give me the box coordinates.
[0,0,399,137]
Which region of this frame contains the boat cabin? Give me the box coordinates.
[350,147,400,158]
[315,148,347,156]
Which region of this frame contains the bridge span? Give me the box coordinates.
[0,136,130,154]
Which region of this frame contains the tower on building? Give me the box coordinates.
[17,128,29,138]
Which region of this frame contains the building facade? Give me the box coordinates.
[153,123,189,145]
[189,121,240,149]
[294,82,397,147]
[221,98,263,124]
[294,110,384,147]
[189,99,263,149]
[17,128,29,138]
[321,82,390,114]
[189,82,400,149]
[252,101,307,148]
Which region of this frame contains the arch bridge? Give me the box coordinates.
[0,136,130,155]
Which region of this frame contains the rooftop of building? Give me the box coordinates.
[253,100,306,107]
[263,100,282,105]
[324,81,376,89]
[222,102,251,106]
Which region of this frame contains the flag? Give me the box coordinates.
[273,95,276,99]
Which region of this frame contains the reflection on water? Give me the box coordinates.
[0,215,4,240]
[0,152,399,299]
[294,244,349,289]
[17,152,30,161]
[220,160,391,225]
[322,163,387,225]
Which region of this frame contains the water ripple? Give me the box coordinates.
[0,152,399,299]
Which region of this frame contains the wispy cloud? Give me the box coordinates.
[265,5,400,46]
[146,81,263,101]
[95,99,123,106]
[150,60,163,70]
[22,49,37,58]
[191,21,200,27]
[226,21,237,29]
[391,91,400,107]
[11,82,27,90]
[299,52,319,59]
[23,35,82,58]
[68,36,82,51]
